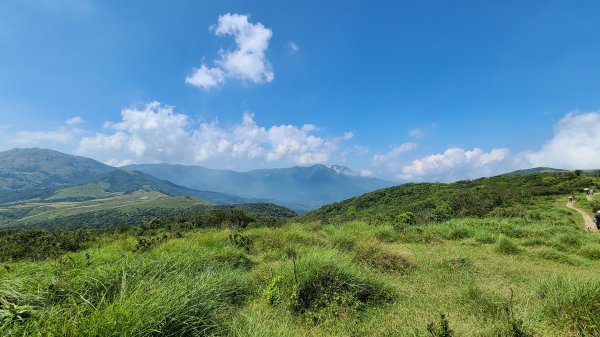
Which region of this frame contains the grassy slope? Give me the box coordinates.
[1,198,600,336]
[0,189,211,229]
[298,172,600,224]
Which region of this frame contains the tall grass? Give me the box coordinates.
[2,211,600,336]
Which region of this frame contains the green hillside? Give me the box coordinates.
[502,167,569,176]
[0,189,210,229]
[1,188,600,336]
[0,148,256,206]
[2,171,600,336]
[298,171,600,224]
[0,148,114,191]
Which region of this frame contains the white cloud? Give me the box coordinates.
[286,41,299,53]
[409,128,425,138]
[524,111,600,169]
[399,147,510,181]
[9,121,84,148]
[186,13,273,90]
[65,116,84,126]
[378,111,600,181]
[78,101,350,168]
[373,142,418,165]
[185,65,225,90]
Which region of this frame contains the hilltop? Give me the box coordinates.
[0,148,114,190]
[299,170,600,224]
[502,167,569,176]
[0,148,252,206]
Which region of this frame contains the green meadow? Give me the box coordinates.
[2,196,600,336]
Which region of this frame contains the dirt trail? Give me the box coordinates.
[566,201,598,232]
[586,194,593,202]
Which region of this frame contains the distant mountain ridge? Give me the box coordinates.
[126,163,395,210]
[502,167,569,176]
[0,148,115,190]
[0,148,252,205]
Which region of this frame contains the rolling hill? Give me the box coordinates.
[502,167,569,176]
[0,148,253,206]
[299,170,600,224]
[126,163,394,211]
[0,148,286,228]
[0,148,115,190]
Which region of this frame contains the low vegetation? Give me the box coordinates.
[1,171,600,336]
[0,194,599,336]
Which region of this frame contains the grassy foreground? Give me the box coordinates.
[1,200,600,336]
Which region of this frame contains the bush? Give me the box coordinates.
[590,200,600,213]
[427,314,454,337]
[393,211,416,230]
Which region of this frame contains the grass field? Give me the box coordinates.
[0,189,211,228]
[1,197,599,336]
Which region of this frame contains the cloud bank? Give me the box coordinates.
[77,102,351,167]
[186,13,274,90]
[393,111,600,181]
[6,107,600,181]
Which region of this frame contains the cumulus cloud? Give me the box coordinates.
[372,142,418,165]
[399,147,511,181]
[78,101,350,167]
[186,13,274,90]
[382,111,600,181]
[524,111,600,169]
[185,65,225,90]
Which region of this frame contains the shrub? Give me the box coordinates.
[427,314,454,337]
[591,200,600,213]
[228,232,253,253]
[374,225,400,243]
[495,237,521,255]
[393,211,416,230]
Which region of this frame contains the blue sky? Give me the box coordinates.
[1,0,600,181]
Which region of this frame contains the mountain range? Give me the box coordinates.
[0,148,395,212]
[126,163,394,211]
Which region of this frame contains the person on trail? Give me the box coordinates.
[596,211,600,230]
[568,195,573,203]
